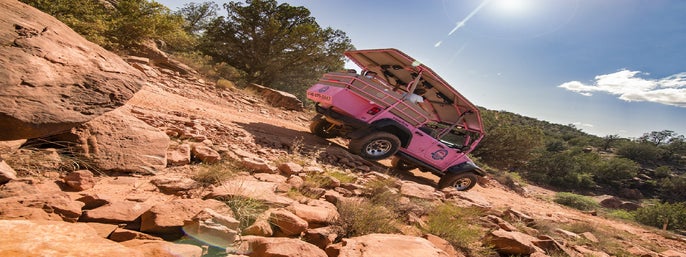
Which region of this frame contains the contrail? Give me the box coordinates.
[436,0,493,47]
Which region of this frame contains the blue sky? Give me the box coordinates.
[158,0,686,138]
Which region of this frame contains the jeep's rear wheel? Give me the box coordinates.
[349,131,400,160]
[437,172,478,191]
[309,117,339,138]
[391,157,417,171]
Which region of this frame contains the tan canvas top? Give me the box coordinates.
[345,49,483,133]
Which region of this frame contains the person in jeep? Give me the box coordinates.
[306,48,485,191]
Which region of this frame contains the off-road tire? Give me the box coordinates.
[391,157,417,171]
[349,131,400,160]
[309,117,338,138]
[437,172,478,191]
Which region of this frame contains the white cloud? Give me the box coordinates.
[558,70,686,107]
[572,122,594,128]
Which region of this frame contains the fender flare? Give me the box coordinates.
[349,119,413,147]
[447,161,485,176]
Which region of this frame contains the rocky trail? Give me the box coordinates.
[2,1,686,256]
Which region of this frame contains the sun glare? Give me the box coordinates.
[493,0,528,14]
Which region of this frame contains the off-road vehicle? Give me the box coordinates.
[306,49,485,191]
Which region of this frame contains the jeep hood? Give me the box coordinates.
[345,48,483,133]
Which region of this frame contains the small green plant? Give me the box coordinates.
[423,203,484,253]
[325,169,356,184]
[192,162,236,185]
[604,209,636,221]
[220,196,268,231]
[554,192,599,211]
[336,199,401,238]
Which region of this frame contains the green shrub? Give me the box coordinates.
[635,202,686,231]
[220,196,268,231]
[192,162,236,185]
[617,142,661,164]
[553,192,599,211]
[424,203,484,252]
[605,209,636,221]
[336,199,401,238]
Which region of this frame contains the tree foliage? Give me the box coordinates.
[635,201,686,231]
[616,141,661,165]
[199,0,353,98]
[472,109,544,169]
[176,1,219,35]
[657,175,686,203]
[523,149,597,190]
[21,0,193,50]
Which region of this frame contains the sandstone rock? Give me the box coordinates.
[485,229,540,255]
[303,226,340,250]
[423,234,463,257]
[0,180,39,198]
[183,208,240,249]
[627,245,658,257]
[504,208,535,226]
[600,197,623,209]
[483,215,517,232]
[0,191,84,222]
[75,193,111,210]
[324,190,344,205]
[109,227,164,242]
[620,201,641,211]
[287,175,305,189]
[52,108,169,174]
[661,249,686,257]
[231,148,261,160]
[531,236,572,256]
[129,40,196,75]
[206,178,294,207]
[318,175,341,189]
[450,190,492,209]
[121,239,203,257]
[286,200,339,227]
[554,228,580,239]
[85,222,119,238]
[254,173,287,183]
[0,220,144,256]
[242,157,276,173]
[0,160,17,184]
[0,1,144,140]
[400,181,441,200]
[150,176,198,194]
[573,245,610,257]
[279,162,303,175]
[334,233,450,257]
[580,232,599,243]
[191,144,221,164]
[247,83,304,111]
[167,143,191,166]
[244,217,274,237]
[235,236,326,257]
[0,139,26,154]
[64,170,96,191]
[140,198,232,236]
[81,200,154,225]
[269,208,308,236]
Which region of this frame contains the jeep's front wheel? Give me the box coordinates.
[309,117,339,138]
[349,131,400,160]
[438,172,478,191]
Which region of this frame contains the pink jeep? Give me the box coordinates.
[306,49,485,191]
